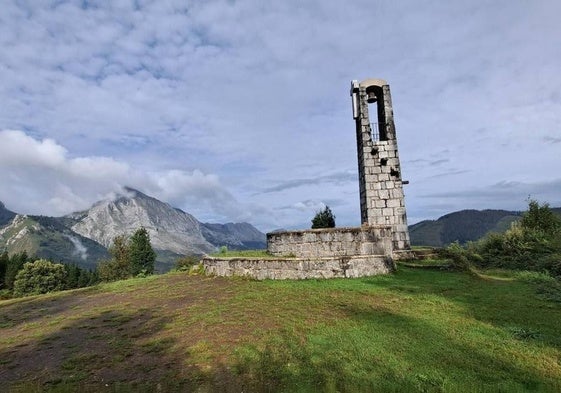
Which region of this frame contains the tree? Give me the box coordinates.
[0,249,8,289]
[129,227,156,276]
[98,235,131,282]
[13,259,67,297]
[311,206,336,229]
[520,199,561,237]
[64,264,99,289]
[5,251,29,290]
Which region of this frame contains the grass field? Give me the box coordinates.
[1,265,561,392]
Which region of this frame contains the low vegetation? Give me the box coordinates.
[1,267,561,391]
[441,200,561,276]
[210,247,274,259]
[0,251,98,299]
[0,227,157,299]
[2,200,561,391]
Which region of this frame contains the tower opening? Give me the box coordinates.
[366,85,388,142]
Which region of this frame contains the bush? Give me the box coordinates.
[175,255,201,271]
[13,260,67,297]
[438,242,479,272]
[449,200,561,276]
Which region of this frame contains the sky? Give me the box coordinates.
[1,0,560,232]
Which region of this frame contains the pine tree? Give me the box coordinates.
[0,249,8,289]
[5,251,29,290]
[129,227,156,276]
[311,206,336,229]
[98,235,131,282]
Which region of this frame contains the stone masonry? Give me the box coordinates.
[350,79,411,251]
[267,226,392,258]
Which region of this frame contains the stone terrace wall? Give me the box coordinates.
[267,226,393,258]
[203,254,395,280]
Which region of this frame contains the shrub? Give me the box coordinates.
[450,200,561,276]
[13,260,67,297]
[175,255,201,271]
[439,241,478,272]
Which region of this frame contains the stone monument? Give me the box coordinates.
[202,78,411,279]
[351,79,411,252]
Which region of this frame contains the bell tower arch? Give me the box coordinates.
[351,79,410,251]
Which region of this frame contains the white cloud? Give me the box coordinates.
[0,130,264,225]
[1,1,561,230]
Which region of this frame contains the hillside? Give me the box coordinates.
[67,188,216,257]
[0,202,16,226]
[0,214,108,269]
[1,269,560,391]
[410,209,523,247]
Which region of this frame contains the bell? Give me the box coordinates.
[367,91,377,103]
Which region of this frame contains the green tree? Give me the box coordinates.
[129,227,156,276]
[13,259,67,297]
[520,199,561,236]
[0,249,8,289]
[5,251,29,290]
[311,206,336,229]
[63,264,99,289]
[98,235,131,282]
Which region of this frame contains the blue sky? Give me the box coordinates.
[1,0,560,232]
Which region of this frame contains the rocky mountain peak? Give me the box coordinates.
[68,188,215,255]
[0,201,17,226]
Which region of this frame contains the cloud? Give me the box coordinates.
[419,179,561,212]
[260,171,357,194]
[0,130,256,223]
[543,136,561,144]
[63,234,88,260]
[1,1,561,232]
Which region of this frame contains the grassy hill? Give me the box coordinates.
[410,207,561,247]
[1,268,561,391]
[410,209,522,247]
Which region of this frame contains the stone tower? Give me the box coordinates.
[350,78,410,251]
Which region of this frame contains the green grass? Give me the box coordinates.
[209,249,284,258]
[1,267,561,391]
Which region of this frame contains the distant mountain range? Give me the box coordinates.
[409,207,561,247]
[3,192,559,268]
[0,188,266,271]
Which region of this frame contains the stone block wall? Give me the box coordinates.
[202,254,395,280]
[267,226,393,258]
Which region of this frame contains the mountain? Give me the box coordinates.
[408,208,561,247]
[65,187,266,270]
[0,201,16,226]
[0,214,108,269]
[67,188,216,256]
[0,188,266,272]
[200,222,269,250]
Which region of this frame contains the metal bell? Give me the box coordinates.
[367,91,377,103]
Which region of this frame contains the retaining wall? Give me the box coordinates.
[202,254,395,280]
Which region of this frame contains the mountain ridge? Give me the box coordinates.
[0,187,266,271]
[410,207,561,247]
